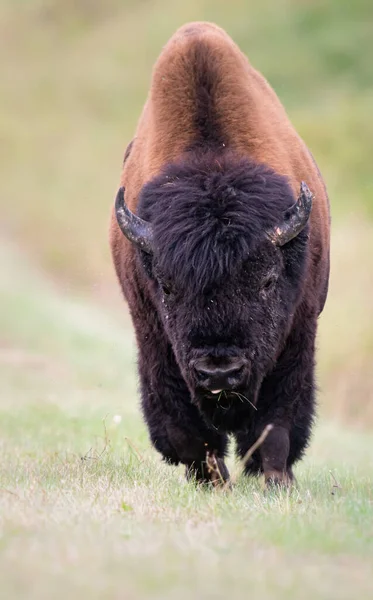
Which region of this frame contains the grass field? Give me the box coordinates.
[1,242,373,600]
[1,0,373,598]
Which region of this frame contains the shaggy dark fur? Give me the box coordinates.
[128,151,317,484]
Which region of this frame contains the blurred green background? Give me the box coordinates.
[1,0,372,425]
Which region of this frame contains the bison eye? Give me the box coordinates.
[261,276,276,292]
[161,283,171,296]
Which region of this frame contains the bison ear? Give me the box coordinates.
[115,187,154,254]
[267,182,313,247]
[123,139,134,166]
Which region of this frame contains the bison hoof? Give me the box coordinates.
[264,469,293,489]
[206,451,230,488]
[185,453,230,488]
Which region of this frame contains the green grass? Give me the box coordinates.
[1,241,373,600]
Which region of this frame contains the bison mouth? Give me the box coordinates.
[195,386,259,432]
[205,388,256,409]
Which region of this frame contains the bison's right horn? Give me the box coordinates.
[115,187,154,254]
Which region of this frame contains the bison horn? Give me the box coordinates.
[268,182,313,246]
[115,186,154,254]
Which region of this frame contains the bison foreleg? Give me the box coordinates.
[259,425,293,487]
[139,352,229,484]
[236,311,316,487]
[259,314,316,486]
[159,416,229,485]
[235,424,293,486]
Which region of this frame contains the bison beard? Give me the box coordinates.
[110,23,330,487]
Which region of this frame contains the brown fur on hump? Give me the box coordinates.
[110,22,330,296]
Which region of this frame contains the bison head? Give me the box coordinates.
[115,152,312,430]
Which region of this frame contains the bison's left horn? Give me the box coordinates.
[268,182,313,246]
[115,187,154,254]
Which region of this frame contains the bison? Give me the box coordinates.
[110,22,330,486]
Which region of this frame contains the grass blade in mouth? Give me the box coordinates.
[231,390,257,411]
